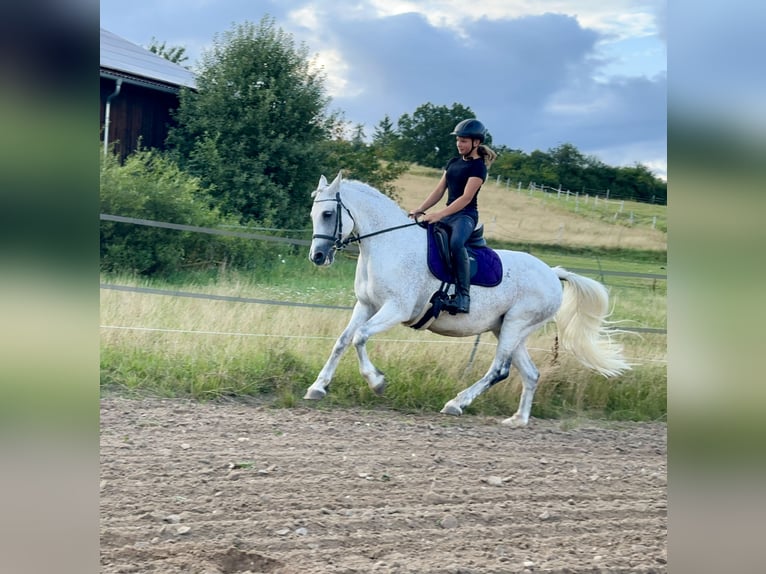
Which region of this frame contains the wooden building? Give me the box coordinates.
[100,28,197,160]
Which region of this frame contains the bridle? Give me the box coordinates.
[312,191,420,251]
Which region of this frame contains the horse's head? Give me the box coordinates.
[308,171,355,266]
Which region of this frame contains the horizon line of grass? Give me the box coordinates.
[100,344,666,423]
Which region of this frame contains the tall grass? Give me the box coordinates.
[101,255,666,421]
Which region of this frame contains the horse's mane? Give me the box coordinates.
[342,179,403,212]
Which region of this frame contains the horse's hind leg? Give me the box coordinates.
[501,344,540,427]
[441,317,544,425]
[440,353,512,416]
[440,321,516,415]
[304,302,372,400]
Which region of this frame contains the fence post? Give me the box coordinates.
[652,215,657,229]
[595,256,605,284]
[464,334,482,375]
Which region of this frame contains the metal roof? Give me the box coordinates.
[100,28,197,91]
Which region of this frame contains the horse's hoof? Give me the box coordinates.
[370,382,387,396]
[303,388,327,400]
[440,402,463,416]
[501,415,527,428]
[366,369,387,396]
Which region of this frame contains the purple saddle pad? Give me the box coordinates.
[426,226,503,287]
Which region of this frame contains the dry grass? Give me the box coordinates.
[101,277,665,419]
[393,166,667,251]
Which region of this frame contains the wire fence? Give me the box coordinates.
[100,213,667,348]
[492,178,667,231]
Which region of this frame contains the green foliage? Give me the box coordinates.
[371,114,401,161]
[100,346,303,400]
[100,148,268,276]
[492,142,667,204]
[166,16,331,229]
[396,102,479,168]
[525,361,667,422]
[146,37,189,66]
[318,137,409,201]
[101,339,666,421]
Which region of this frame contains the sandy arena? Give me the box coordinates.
[100,396,667,573]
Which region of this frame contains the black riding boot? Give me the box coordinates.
[450,248,471,314]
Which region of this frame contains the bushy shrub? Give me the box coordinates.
[100,148,271,277]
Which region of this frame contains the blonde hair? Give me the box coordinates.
[477,144,497,167]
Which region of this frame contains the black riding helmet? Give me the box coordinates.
[450,118,487,143]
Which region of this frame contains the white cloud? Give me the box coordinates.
[308,49,362,98]
[363,0,662,39]
[287,5,323,30]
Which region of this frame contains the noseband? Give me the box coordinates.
[312,190,419,251]
[312,192,357,250]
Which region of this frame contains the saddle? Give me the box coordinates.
[408,223,503,330]
[427,222,502,287]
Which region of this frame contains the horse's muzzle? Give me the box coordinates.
[309,246,334,266]
[311,251,326,265]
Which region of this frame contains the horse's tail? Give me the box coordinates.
[552,267,631,377]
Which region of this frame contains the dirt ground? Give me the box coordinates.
[100,396,667,573]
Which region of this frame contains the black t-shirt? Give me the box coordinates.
[444,156,487,219]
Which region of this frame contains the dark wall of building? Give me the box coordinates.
[100,77,181,160]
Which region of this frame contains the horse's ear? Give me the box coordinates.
[318,175,328,187]
[330,170,343,188]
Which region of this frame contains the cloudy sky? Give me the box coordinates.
[100,0,667,179]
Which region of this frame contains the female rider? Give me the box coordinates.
[408,119,497,313]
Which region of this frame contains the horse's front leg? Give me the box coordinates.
[352,302,409,396]
[303,302,372,400]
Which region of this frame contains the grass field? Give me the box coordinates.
[100,167,666,421]
[397,165,667,252]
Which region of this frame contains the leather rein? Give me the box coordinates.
[312,192,421,251]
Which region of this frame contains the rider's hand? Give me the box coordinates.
[408,210,425,219]
[421,212,442,224]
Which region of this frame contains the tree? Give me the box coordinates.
[395,103,480,168]
[318,138,408,201]
[613,163,667,203]
[371,114,400,161]
[548,143,586,191]
[147,37,189,67]
[166,17,331,229]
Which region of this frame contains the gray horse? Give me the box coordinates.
[305,172,629,426]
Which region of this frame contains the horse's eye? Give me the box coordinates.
[322,211,333,219]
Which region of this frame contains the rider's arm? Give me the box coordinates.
[409,173,447,217]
